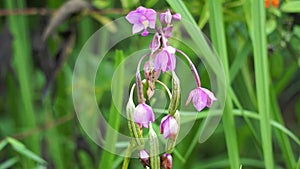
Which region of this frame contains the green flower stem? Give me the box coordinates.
[156,80,172,99]
[121,142,134,169]
[176,49,201,87]
[208,0,240,168]
[99,50,125,169]
[270,87,296,168]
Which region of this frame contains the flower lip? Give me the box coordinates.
[133,102,155,128]
[185,87,217,112]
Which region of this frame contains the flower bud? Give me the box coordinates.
[165,111,180,153]
[134,103,155,128]
[139,150,150,167]
[126,84,144,146]
[160,115,179,141]
[154,46,176,72]
[168,72,180,116]
[149,124,160,169]
[160,9,172,25]
[161,153,173,169]
[172,13,181,21]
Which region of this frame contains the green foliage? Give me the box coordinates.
[0,137,46,168]
[1,0,300,169]
[281,1,300,13]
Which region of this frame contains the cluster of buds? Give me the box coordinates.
[125,6,217,169]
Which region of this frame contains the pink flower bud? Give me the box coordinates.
[133,103,155,128]
[160,9,172,24]
[161,153,173,169]
[160,9,181,25]
[139,150,150,167]
[172,13,181,21]
[160,115,179,140]
[154,46,176,72]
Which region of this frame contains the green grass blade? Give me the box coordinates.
[296,156,300,169]
[252,1,274,168]
[4,0,39,162]
[99,50,124,169]
[0,140,8,151]
[7,137,46,164]
[274,62,298,95]
[208,0,240,168]
[270,87,296,168]
[0,157,19,169]
[241,65,258,108]
[228,87,262,150]
[229,40,252,82]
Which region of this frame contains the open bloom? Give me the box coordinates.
[161,153,173,169]
[125,6,156,36]
[160,115,178,140]
[134,103,155,128]
[185,87,217,112]
[154,46,176,72]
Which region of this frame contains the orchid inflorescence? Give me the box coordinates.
[124,6,217,169]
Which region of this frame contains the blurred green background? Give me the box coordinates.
[0,0,300,169]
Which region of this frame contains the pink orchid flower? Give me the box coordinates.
[133,103,155,128]
[154,46,176,72]
[160,115,178,140]
[125,6,156,36]
[186,87,217,112]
